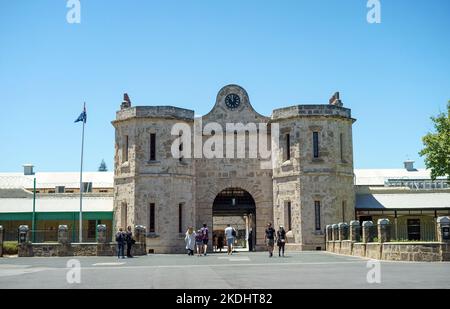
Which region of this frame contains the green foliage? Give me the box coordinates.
[419,101,450,180]
[2,241,18,255]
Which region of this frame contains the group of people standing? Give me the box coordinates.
[264,223,287,257]
[184,224,209,256]
[117,222,286,258]
[115,226,135,259]
[184,222,285,257]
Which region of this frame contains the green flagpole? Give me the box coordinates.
[32,177,36,243]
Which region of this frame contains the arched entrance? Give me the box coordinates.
[212,188,256,252]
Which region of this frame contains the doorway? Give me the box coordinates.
[212,188,256,252]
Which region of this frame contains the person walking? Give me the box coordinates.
[277,225,287,257]
[217,234,224,252]
[125,226,135,258]
[224,224,235,255]
[248,229,253,252]
[265,223,276,257]
[200,223,209,256]
[115,227,125,259]
[195,229,203,256]
[185,227,196,256]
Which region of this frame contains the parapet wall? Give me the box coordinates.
[327,240,448,262]
[272,104,352,120]
[115,106,194,122]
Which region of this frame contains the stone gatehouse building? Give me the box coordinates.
[112,84,356,253]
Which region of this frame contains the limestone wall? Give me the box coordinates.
[327,240,449,262]
[272,111,355,250]
[18,242,146,257]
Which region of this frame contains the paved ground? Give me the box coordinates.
[0,251,449,288]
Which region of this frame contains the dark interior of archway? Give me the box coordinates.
[213,187,256,216]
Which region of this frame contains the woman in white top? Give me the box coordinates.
[185,227,196,256]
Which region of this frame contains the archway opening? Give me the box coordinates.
[212,188,256,252]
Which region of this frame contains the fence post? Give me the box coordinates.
[377,218,391,243]
[18,225,30,243]
[338,222,349,241]
[362,221,373,243]
[0,226,3,257]
[437,216,450,243]
[332,224,339,241]
[18,225,33,257]
[349,220,360,241]
[97,224,107,244]
[58,225,70,245]
[325,225,332,242]
[133,225,146,255]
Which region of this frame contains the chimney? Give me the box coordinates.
[23,164,35,175]
[404,160,415,171]
[120,93,131,110]
[329,91,343,107]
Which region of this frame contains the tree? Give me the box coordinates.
[419,101,450,180]
[98,159,108,172]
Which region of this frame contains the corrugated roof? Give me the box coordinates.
[0,172,114,189]
[353,169,446,186]
[356,193,450,209]
[0,196,113,213]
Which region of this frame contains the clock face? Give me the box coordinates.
[225,93,241,110]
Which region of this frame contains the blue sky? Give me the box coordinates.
[0,0,449,172]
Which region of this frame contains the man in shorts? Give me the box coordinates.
[224,224,235,255]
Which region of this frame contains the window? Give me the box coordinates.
[82,182,92,193]
[342,201,346,222]
[314,201,321,231]
[285,134,291,161]
[149,203,155,233]
[150,133,156,161]
[121,202,127,228]
[407,219,420,241]
[88,220,96,239]
[313,132,319,158]
[55,186,65,194]
[178,203,183,233]
[340,133,344,162]
[123,135,129,162]
[287,201,292,231]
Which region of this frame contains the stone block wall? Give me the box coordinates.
[18,242,147,257]
[326,217,450,261]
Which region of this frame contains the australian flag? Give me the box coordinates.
[74,104,87,123]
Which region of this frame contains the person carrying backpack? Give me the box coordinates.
[125,226,135,258]
[277,225,287,257]
[115,227,125,259]
[200,223,209,256]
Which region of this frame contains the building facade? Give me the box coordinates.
[112,84,356,253]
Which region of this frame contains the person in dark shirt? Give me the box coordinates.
[115,228,125,259]
[265,223,276,257]
[277,225,287,257]
[125,226,134,258]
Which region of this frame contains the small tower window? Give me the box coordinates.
[150,133,156,161]
[285,134,291,161]
[313,132,319,158]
